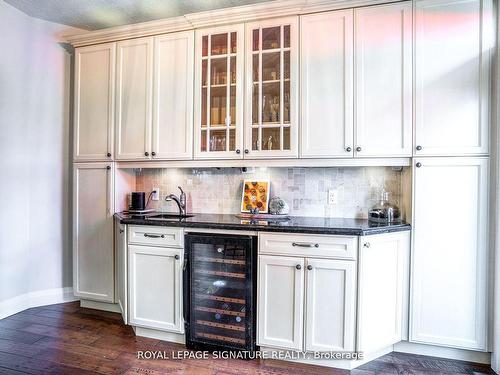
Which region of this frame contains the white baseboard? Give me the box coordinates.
[0,287,77,320]
[134,326,185,344]
[394,341,491,364]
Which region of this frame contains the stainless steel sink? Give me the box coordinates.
[145,213,194,221]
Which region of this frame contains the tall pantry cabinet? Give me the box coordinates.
[410,0,493,351]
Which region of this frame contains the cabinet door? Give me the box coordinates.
[74,44,115,161]
[115,221,127,324]
[245,17,299,159]
[300,10,354,158]
[129,245,183,333]
[194,25,245,159]
[414,0,493,156]
[115,38,153,160]
[304,258,356,352]
[357,232,410,353]
[257,255,304,350]
[411,157,489,350]
[354,2,412,157]
[73,163,114,302]
[152,31,194,160]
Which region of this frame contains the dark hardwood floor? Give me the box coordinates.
[0,301,495,375]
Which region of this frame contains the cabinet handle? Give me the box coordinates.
[236,149,241,154]
[106,166,111,170]
[416,145,422,151]
[292,242,319,248]
[346,147,352,152]
[144,233,165,238]
[107,152,112,157]
[295,264,302,270]
[151,151,156,156]
[244,149,249,154]
[364,242,370,248]
[356,146,362,152]
[416,162,422,168]
[174,254,180,260]
[307,265,313,271]
[144,152,150,157]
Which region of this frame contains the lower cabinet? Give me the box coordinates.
[73,163,115,302]
[257,254,356,352]
[128,244,183,333]
[410,157,489,350]
[115,221,128,324]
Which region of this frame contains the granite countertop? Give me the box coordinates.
[114,212,410,236]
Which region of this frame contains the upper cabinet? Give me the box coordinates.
[245,17,299,159]
[194,25,245,159]
[354,2,412,157]
[300,10,353,158]
[414,0,493,156]
[115,37,154,160]
[153,31,194,160]
[74,43,115,161]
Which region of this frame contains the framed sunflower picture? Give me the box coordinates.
[241,180,270,213]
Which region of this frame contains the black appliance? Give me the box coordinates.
[183,233,257,352]
[130,192,146,211]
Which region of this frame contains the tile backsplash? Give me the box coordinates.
[135,167,402,219]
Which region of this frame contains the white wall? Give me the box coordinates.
[0,2,77,313]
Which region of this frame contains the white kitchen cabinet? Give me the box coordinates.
[73,163,114,302]
[305,258,356,352]
[245,17,299,159]
[115,37,153,160]
[115,221,127,324]
[414,0,493,156]
[411,157,489,350]
[129,245,183,333]
[257,255,304,350]
[74,43,115,161]
[152,31,194,160]
[354,2,412,157]
[357,232,410,353]
[300,10,353,158]
[194,24,245,159]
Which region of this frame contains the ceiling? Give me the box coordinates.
[4,0,275,30]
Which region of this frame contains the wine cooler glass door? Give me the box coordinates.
[184,234,255,351]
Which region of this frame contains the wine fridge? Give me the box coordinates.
[183,233,257,352]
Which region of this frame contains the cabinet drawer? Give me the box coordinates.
[259,233,357,260]
[128,226,183,248]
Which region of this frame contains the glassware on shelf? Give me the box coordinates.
[368,189,401,223]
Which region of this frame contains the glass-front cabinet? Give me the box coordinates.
[245,17,298,158]
[194,18,298,159]
[194,25,245,159]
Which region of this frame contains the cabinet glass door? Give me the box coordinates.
[195,26,244,159]
[246,18,298,158]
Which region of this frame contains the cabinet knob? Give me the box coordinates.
[295,264,302,270]
[106,152,112,157]
[346,147,352,152]
[244,149,249,154]
[119,229,124,234]
[106,166,111,170]
[356,146,362,152]
[151,151,156,156]
[364,242,370,248]
[416,162,422,168]
[416,145,422,151]
[307,265,313,271]
[174,254,180,260]
[144,152,150,157]
[236,149,241,154]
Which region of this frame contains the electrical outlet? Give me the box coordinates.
[152,188,160,201]
[328,189,338,205]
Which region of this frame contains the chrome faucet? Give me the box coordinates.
[165,186,186,216]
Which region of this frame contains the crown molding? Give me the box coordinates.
[63,0,401,47]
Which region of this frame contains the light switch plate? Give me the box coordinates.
[328,189,338,205]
